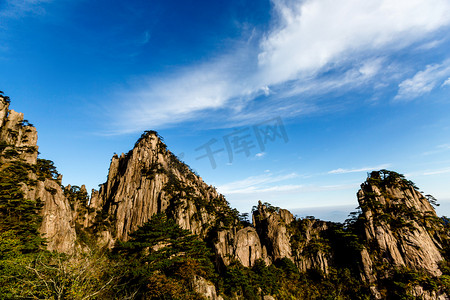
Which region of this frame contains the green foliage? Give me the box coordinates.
[238,213,251,227]
[219,258,371,299]
[36,158,60,181]
[19,119,34,127]
[0,162,44,253]
[3,148,19,158]
[0,246,117,299]
[134,130,161,148]
[64,185,89,209]
[0,231,36,299]
[141,162,165,179]
[426,194,440,207]
[0,92,11,103]
[381,266,446,299]
[220,261,261,299]
[252,202,280,214]
[112,213,216,299]
[366,170,418,190]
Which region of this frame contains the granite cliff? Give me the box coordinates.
[0,94,76,253]
[1,93,449,299]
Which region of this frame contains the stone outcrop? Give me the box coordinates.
[214,226,266,268]
[214,201,333,272]
[253,201,294,262]
[213,202,296,268]
[411,286,448,300]
[358,172,444,277]
[0,96,38,165]
[233,227,264,267]
[3,94,450,298]
[191,275,224,300]
[289,217,331,274]
[357,171,447,298]
[86,131,232,245]
[0,95,76,253]
[30,179,76,252]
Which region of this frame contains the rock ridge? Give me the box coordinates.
[2,93,450,299]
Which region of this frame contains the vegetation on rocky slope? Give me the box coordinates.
[1,94,450,299]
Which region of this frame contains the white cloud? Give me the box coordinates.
[280,58,385,98]
[422,144,450,156]
[416,39,445,50]
[442,77,450,87]
[216,172,299,194]
[255,152,266,158]
[258,0,450,86]
[110,0,450,132]
[395,60,450,100]
[328,164,391,174]
[216,171,361,196]
[222,184,303,195]
[110,57,252,133]
[0,0,53,18]
[422,167,450,176]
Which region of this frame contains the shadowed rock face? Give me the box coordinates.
[214,226,266,268]
[289,217,331,274]
[215,202,332,271]
[253,201,294,262]
[0,96,76,253]
[27,179,76,252]
[233,227,264,267]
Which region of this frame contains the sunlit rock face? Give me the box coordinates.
[3,93,449,298]
[253,201,294,262]
[358,173,443,276]
[357,171,448,298]
[0,96,76,253]
[88,131,230,245]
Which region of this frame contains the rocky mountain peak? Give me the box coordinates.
[358,170,444,277]
[0,96,38,165]
[2,94,449,299]
[86,130,231,245]
[253,201,294,261]
[0,94,76,253]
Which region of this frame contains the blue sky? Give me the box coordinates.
[2,0,450,221]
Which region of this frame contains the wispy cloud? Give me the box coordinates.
[416,39,445,51]
[109,45,263,133]
[217,172,299,195]
[109,0,450,133]
[442,78,450,87]
[221,184,303,195]
[258,0,450,86]
[328,164,391,174]
[422,167,450,176]
[422,144,450,156]
[0,0,53,18]
[395,59,450,100]
[254,152,266,159]
[216,171,361,195]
